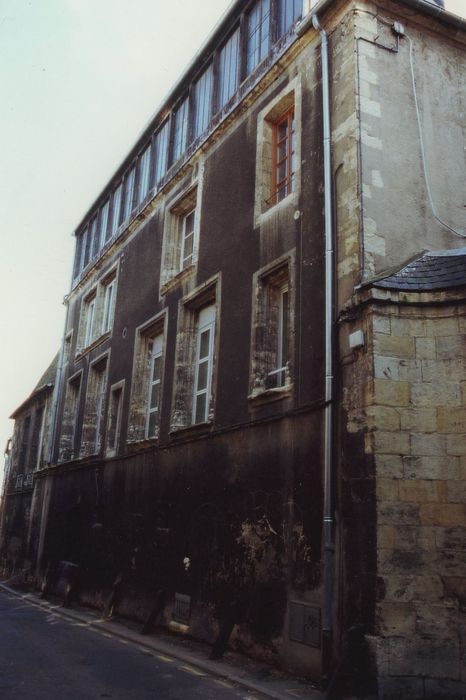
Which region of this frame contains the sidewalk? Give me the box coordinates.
[0,580,324,700]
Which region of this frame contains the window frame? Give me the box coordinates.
[102,276,116,335]
[81,353,109,457]
[145,333,164,439]
[192,304,216,425]
[59,370,83,462]
[246,0,271,74]
[106,380,125,457]
[193,64,213,139]
[249,253,295,401]
[127,311,167,444]
[217,26,241,111]
[270,107,296,206]
[83,294,96,348]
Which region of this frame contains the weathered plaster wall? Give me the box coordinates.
[356,1,466,279]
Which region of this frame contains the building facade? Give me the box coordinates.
[1,1,465,697]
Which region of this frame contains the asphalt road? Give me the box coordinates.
[0,589,266,700]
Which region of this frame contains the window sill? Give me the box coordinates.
[75,331,111,359]
[126,436,159,452]
[169,421,213,442]
[160,263,196,296]
[248,383,293,406]
[259,189,299,224]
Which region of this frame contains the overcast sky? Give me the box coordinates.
[0,0,464,473]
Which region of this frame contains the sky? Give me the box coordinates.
[0,0,465,474]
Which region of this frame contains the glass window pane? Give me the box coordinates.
[247,0,270,74]
[111,183,123,235]
[197,360,208,392]
[150,383,160,411]
[123,167,135,221]
[193,65,213,138]
[155,122,169,184]
[194,393,207,425]
[153,355,161,382]
[279,0,302,36]
[218,28,240,109]
[139,144,152,201]
[172,97,189,163]
[99,200,110,247]
[199,329,211,359]
[147,410,158,438]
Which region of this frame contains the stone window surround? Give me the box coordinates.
[76,264,119,357]
[58,369,83,463]
[170,273,221,434]
[127,309,168,445]
[254,75,302,227]
[80,351,109,458]
[160,171,203,296]
[249,249,295,402]
[106,379,125,458]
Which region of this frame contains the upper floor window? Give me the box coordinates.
[155,122,169,184]
[127,313,166,443]
[59,371,82,462]
[279,0,302,35]
[247,0,270,74]
[218,28,240,110]
[138,143,152,202]
[172,97,189,163]
[171,279,219,432]
[106,381,124,456]
[123,166,136,222]
[81,356,108,456]
[102,276,116,335]
[89,215,99,259]
[160,185,199,292]
[111,183,123,236]
[84,294,96,347]
[193,304,216,425]
[250,255,294,398]
[271,108,296,204]
[193,65,213,139]
[99,200,110,248]
[146,333,163,439]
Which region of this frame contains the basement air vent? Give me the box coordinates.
[289,602,321,648]
[173,593,191,625]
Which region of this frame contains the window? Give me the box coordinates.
[79,228,88,272]
[193,305,216,424]
[59,372,82,462]
[89,216,99,259]
[250,256,294,398]
[180,210,195,271]
[155,122,169,184]
[171,279,219,431]
[139,143,152,201]
[128,314,166,443]
[254,79,301,223]
[29,405,45,470]
[106,382,124,456]
[146,334,163,438]
[17,415,32,473]
[271,108,296,205]
[99,200,110,248]
[111,183,123,236]
[161,185,199,291]
[102,277,116,335]
[218,29,240,110]
[279,0,302,35]
[172,97,189,163]
[123,166,136,222]
[81,356,108,456]
[246,0,270,74]
[193,65,213,138]
[83,294,96,347]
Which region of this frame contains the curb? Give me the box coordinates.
[0,583,323,700]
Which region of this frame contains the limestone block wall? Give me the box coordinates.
[364,290,466,699]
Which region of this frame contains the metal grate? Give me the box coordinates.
[289,602,321,648]
[173,593,191,625]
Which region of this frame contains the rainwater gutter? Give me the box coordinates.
[297,8,336,666]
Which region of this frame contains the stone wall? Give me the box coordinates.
[348,287,466,699]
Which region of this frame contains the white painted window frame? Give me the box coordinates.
[192,304,216,425]
[145,333,164,439]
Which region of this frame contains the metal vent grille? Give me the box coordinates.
[173,593,191,625]
[289,602,321,648]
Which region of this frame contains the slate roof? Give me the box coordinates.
[373,248,466,292]
[10,353,59,419]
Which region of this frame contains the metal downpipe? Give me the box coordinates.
[311,13,335,653]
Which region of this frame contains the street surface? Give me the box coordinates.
[0,588,267,700]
